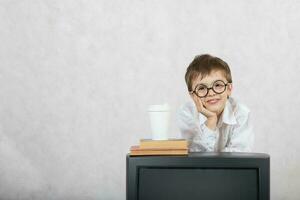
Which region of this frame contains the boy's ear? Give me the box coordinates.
[228,84,233,96]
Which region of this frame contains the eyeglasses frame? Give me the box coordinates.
[190,80,232,98]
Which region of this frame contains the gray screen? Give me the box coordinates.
[138,168,258,200]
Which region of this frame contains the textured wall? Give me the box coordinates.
[0,0,300,199]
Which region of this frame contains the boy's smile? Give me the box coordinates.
[191,70,232,117]
[206,98,221,105]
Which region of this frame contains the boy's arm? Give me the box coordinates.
[177,103,219,152]
[222,112,254,152]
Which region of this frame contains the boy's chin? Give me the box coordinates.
[205,105,221,113]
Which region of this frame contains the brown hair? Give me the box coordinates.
[185,54,232,92]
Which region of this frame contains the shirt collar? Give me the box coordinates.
[198,98,237,126]
[220,99,237,125]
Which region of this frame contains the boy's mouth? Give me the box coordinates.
[206,99,220,105]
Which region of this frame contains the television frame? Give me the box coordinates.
[126,152,270,200]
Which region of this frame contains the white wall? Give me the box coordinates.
[0,0,300,199]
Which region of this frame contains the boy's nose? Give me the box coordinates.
[207,88,216,96]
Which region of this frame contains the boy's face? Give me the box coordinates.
[190,70,232,117]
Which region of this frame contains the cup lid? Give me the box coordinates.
[148,103,170,112]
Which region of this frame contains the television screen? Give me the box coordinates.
[138,167,258,200]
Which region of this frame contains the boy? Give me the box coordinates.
[177,54,254,152]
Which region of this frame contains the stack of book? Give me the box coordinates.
[130,139,188,156]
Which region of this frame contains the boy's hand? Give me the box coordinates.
[191,93,218,130]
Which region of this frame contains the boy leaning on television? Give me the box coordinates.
[177,54,254,152]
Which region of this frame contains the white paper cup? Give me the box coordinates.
[148,104,170,140]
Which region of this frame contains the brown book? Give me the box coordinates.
[130,145,188,156]
[139,139,188,149]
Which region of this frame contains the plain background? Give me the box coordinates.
[0,0,300,199]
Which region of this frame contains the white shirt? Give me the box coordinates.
[177,97,254,152]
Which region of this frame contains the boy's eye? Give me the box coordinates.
[214,81,225,88]
[197,86,207,91]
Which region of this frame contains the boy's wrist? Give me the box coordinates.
[205,117,217,131]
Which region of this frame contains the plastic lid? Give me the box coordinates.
[148,103,170,112]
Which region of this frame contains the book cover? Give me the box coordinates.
[139,139,188,149]
[130,145,188,156]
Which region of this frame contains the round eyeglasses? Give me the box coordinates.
[190,80,231,98]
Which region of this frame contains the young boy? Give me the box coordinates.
[177,54,254,152]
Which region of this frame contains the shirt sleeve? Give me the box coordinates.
[222,112,254,152]
[177,103,219,152]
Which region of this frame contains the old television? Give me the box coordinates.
[126,152,270,200]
